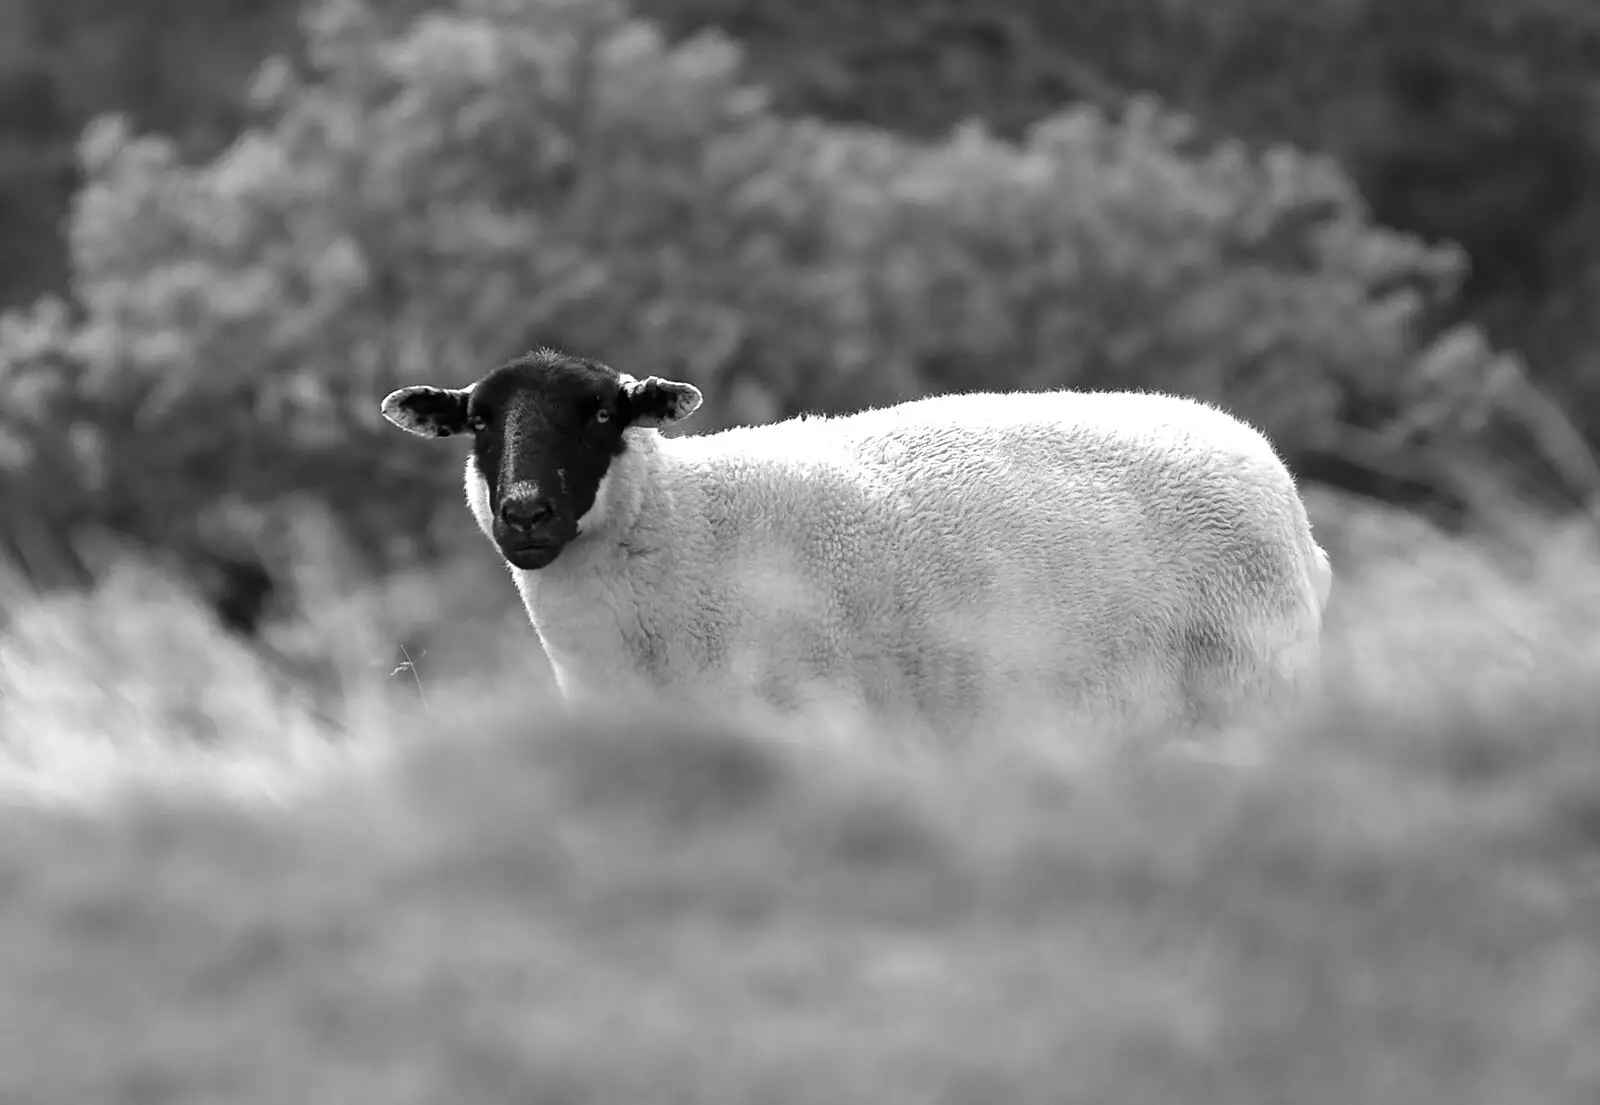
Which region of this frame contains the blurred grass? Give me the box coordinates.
[0,488,1598,1101]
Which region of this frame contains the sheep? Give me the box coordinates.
[381,349,1333,746]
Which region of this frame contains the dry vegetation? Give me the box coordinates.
[0,488,1598,1102]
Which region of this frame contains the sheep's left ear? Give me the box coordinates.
[620,375,702,429]
[381,385,472,438]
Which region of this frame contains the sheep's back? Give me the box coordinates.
[669,389,1319,736]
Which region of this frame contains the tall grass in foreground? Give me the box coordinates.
[0,487,1596,1101]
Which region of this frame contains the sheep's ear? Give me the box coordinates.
[620,375,702,429]
[381,386,472,438]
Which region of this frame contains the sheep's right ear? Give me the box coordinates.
[381,386,472,438]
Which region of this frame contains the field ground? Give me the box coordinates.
[1,486,1598,1102]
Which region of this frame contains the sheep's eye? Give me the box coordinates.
[594,408,612,424]
[467,414,488,433]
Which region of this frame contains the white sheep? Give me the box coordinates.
[381,350,1333,746]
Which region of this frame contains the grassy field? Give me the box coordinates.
[1,487,1598,1102]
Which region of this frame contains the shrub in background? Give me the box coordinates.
[0,0,304,309]
[0,0,1530,592]
[639,0,1600,439]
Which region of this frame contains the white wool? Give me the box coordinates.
[466,388,1333,746]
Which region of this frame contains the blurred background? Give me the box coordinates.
[3,0,1600,759]
[0,0,1598,751]
[4,3,1600,1098]
[1,3,1597,599]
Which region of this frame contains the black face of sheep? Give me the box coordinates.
[380,350,701,570]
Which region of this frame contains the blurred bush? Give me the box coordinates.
[640,0,1600,440]
[0,0,1553,598]
[0,0,303,309]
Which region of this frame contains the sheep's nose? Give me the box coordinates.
[499,496,554,533]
